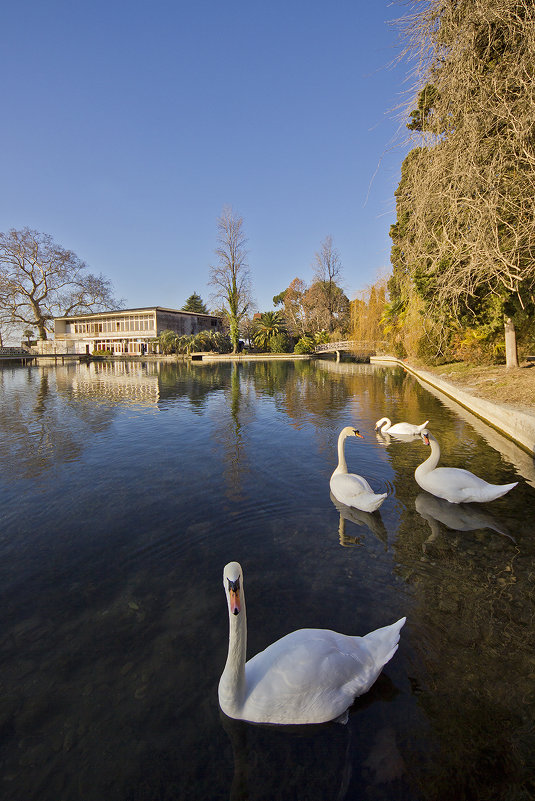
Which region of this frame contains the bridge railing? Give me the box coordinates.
[315,340,385,353]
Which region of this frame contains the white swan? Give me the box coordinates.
[375,417,429,436]
[415,431,518,504]
[330,427,387,512]
[218,561,406,725]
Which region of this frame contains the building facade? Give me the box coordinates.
[53,307,222,355]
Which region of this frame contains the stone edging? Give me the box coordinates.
[370,356,535,456]
[194,353,312,362]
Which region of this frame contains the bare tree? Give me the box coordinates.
[392,0,535,365]
[209,207,252,353]
[0,228,121,340]
[313,236,344,333]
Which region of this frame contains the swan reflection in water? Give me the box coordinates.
[415,491,514,545]
[375,430,421,447]
[330,492,388,549]
[220,673,404,801]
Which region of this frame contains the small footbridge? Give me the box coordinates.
[314,340,383,362]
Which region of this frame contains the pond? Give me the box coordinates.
[0,358,534,801]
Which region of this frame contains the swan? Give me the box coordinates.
[375,417,429,436]
[218,561,406,725]
[415,431,518,504]
[330,427,387,512]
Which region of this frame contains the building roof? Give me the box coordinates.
[54,306,219,321]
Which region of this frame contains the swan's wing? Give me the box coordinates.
[243,629,377,724]
[419,467,485,494]
[419,468,516,503]
[331,472,374,496]
[387,422,414,434]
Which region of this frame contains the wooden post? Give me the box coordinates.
[504,317,518,368]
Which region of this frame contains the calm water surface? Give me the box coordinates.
[1,359,534,801]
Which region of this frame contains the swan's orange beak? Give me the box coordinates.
[229,589,240,615]
[353,429,364,438]
[422,432,430,445]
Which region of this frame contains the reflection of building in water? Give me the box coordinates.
[67,361,160,406]
[51,306,222,356]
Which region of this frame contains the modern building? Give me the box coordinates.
[52,306,222,355]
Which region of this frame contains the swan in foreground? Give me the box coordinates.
[219,561,406,725]
[375,417,429,436]
[330,427,387,512]
[415,431,518,504]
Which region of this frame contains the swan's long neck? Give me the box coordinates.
[336,431,349,474]
[378,418,391,432]
[415,436,441,478]
[219,598,247,715]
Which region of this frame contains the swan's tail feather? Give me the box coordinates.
[494,481,518,499]
[419,420,430,431]
[368,492,387,512]
[363,617,406,666]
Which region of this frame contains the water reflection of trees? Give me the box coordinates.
[0,365,117,480]
[211,364,255,502]
[158,360,228,410]
[315,360,535,798]
[2,358,534,799]
[316,361,434,426]
[381,399,535,798]
[397,523,535,798]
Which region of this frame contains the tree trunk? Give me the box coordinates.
[504,317,518,368]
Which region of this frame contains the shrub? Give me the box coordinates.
[269,332,291,353]
[294,335,315,354]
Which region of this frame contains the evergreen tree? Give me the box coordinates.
[182,292,208,314]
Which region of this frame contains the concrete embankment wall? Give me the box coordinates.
[371,356,535,457]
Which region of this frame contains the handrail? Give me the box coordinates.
[314,341,384,353]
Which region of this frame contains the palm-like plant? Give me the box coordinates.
[157,329,180,354]
[252,311,285,351]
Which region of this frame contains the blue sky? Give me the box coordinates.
[1,0,411,314]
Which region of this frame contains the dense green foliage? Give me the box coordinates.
[268,332,291,353]
[252,311,286,351]
[293,335,315,354]
[151,329,232,355]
